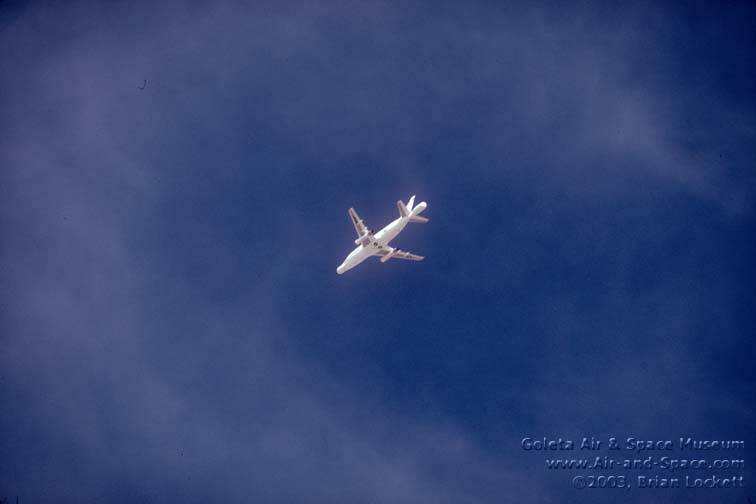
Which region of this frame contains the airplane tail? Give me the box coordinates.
[397,195,428,223]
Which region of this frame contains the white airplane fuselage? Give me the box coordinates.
[337,200,427,274]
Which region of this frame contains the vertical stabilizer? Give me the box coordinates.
[408,199,428,223]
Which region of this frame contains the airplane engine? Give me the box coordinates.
[380,251,395,263]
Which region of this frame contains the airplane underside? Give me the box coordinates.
[337,196,428,274]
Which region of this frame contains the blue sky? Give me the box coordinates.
[1,1,754,502]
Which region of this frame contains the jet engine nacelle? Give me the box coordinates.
[380,250,396,263]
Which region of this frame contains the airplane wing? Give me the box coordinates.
[348,207,371,238]
[377,248,424,261]
[391,250,424,261]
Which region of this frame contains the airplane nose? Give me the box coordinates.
[336,265,345,274]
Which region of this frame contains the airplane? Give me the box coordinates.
[337,195,428,274]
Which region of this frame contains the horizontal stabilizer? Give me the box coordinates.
[397,200,409,217]
[409,215,428,223]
